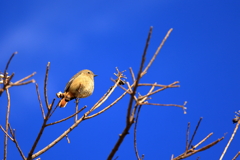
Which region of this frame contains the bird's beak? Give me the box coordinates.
[94,74,98,77]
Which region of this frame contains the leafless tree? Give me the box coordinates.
[0,27,239,160]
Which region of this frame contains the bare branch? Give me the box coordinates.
[194,136,224,152]
[3,52,17,85]
[85,90,128,119]
[138,83,180,88]
[35,83,45,119]
[126,27,153,124]
[142,28,173,76]
[188,117,203,149]
[107,117,134,160]
[145,81,180,97]
[142,103,186,112]
[90,73,125,112]
[173,136,224,160]
[31,73,125,159]
[186,122,190,151]
[32,115,86,159]
[75,98,79,122]
[107,26,153,160]
[134,106,142,160]
[27,99,54,160]
[46,106,87,126]
[232,151,240,160]
[14,72,36,84]
[49,103,59,118]
[110,78,131,94]
[193,132,213,149]
[108,27,175,160]
[0,125,13,141]
[9,80,35,87]
[44,62,50,110]
[65,135,71,144]
[129,67,136,82]
[220,120,240,160]
[113,156,119,160]
[5,73,14,86]
[8,124,26,159]
[4,89,11,160]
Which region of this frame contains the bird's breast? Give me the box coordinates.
[68,75,94,98]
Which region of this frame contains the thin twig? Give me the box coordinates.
[49,104,59,118]
[142,28,173,76]
[232,151,240,160]
[186,122,190,151]
[129,67,136,82]
[134,106,142,160]
[75,98,79,123]
[220,120,240,160]
[132,84,155,119]
[145,81,180,97]
[65,135,71,143]
[8,124,26,159]
[0,125,13,141]
[27,99,54,160]
[138,83,180,88]
[35,83,45,119]
[14,72,36,84]
[3,52,17,85]
[113,156,119,160]
[46,106,87,126]
[142,103,186,110]
[9,80,35,87]
[193,132,213,149]
[32,113,88,159]
[5,73,14,86]
[85,91,128,119]
[126,27,153,124]
[110,78,131,94]
[173,136,224,160]
[44,62,50,110]
[188,117,203,149]
[90,75,123,112]
[4,89,11,160]
[126,81,138,102]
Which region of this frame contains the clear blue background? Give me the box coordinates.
[0,1,240,160]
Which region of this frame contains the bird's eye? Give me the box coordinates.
[88,72,90,74]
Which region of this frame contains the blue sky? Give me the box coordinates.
[0,1,240,160]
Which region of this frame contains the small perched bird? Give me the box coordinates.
[57,69,96,108]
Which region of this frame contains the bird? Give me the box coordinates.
[57,69,96,108]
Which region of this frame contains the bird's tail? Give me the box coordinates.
[58,98,68,108]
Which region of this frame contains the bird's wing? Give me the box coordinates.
[64,72,81,92]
